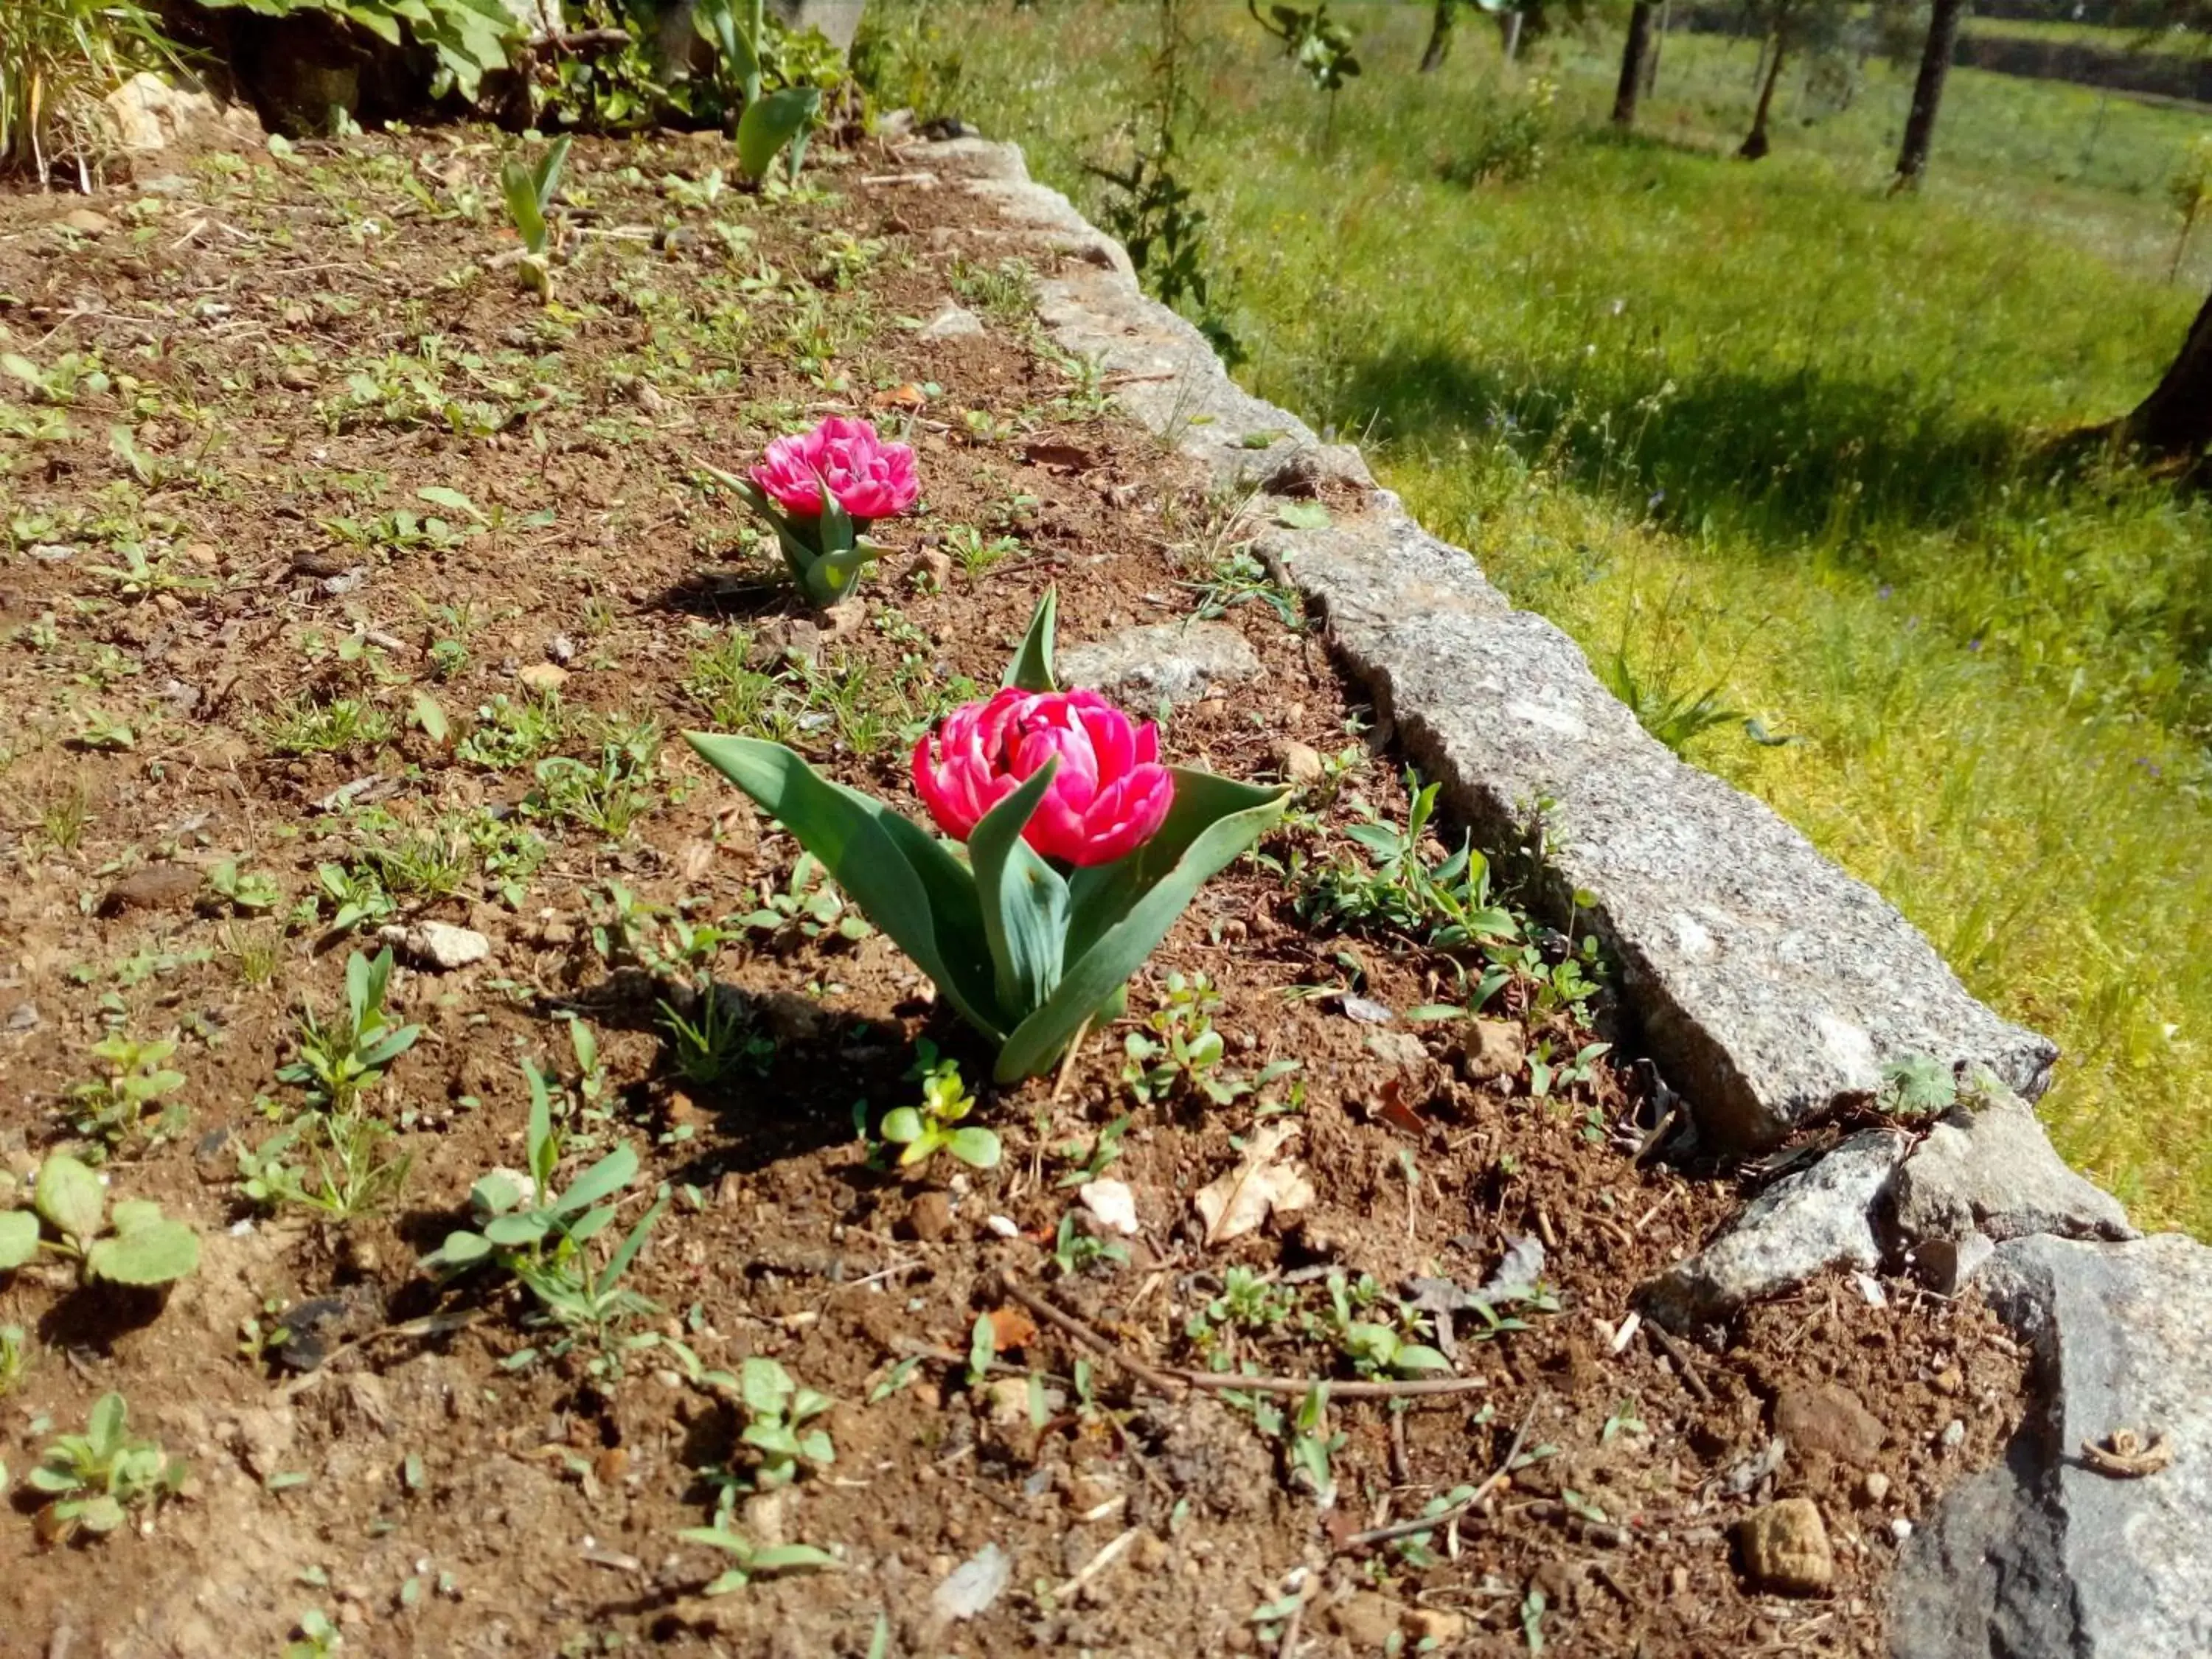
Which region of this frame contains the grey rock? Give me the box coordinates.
[936,127,2061,1151]
[1893,1232,2212,1659]
[1266,546,2056,1150]
[3,1002,39,1035]
[919,304,984,340]
[1644,1132,1907,1329]
[1913,1231,1996,1294]
[1057,620,1262,706]
[380,921,491,972]
[1888,1096,2135,1245]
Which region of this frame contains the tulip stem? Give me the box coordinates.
[1049,1017,1093,1104]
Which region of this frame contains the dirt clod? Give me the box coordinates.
[97,863,204,915]
[1738,1498,1836,1595]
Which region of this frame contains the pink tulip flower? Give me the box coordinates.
[913,688,1175,868]
[750,415,919,523]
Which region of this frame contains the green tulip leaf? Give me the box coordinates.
[1061,768,1291,964]
[968,762,1071,1017]
[685,734,1004,1036]
[737,86,821,183]
[1004,587,1060,692]
[995,771,1287,1082]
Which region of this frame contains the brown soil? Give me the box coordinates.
[0,129,2022,1658]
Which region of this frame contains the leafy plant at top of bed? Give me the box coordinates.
[689,0,822,182]
[192,0,521,105]
[686,589,1289,1083]
[700,414,920,608]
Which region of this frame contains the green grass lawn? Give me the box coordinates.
[872,0,2212,1231]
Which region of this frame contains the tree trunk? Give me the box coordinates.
[1893,0,1964,187]
[1500,10,1523,63]
[1613,1,1658,125]
[1419,0,1454,71]
[2124,286,2212,459]
[1739,33,1784,159]
[1645,0,1667,94]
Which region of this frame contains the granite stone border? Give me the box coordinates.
[898,132,2211,1657]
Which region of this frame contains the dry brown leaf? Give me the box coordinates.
[1193,1121,1315,1245]
[987,1305,1039,1351]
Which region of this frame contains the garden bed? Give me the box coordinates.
[0,128,2023,1655]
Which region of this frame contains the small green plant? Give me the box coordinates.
[284,1609,343,1659]
[1122,972,1244,1106]
[0,1153,200,1286]
[728,1357,835,1490]
[1877,1051,1960,1119]
[1051,1211,1128,1276]
[237,1107,410,1222]
[265,695,396,757]
[27,1393,185,1540]
[63,1030,187,1153]
[735,852,872,945]
[0,1324,29,1395]
[944,523,1020,578]
[207,859,282,914]
[658,985,773,1085]
[278,947,422,1112]
[880,1048,999,1171]
[354,812,473,900]
[1325,1271,1449,1378]
[530,732,659,838]
[89,543,202,600]
[1294,771,1517,951]
[456,692,566,768]
[677,1525,839,1596]
[1285,1381,1343,1506]
[313,859,397,934]
[501,133,570,298]
[422,1062,667,1359]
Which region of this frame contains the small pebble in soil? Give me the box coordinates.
[1736,1498,1834,1596]
[1861,1470,1893,1505]
[900,1191,954,1243]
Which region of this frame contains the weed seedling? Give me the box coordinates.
[264,695,396,757]
[207,859,281,914]
[881,1048,998,1171]
[677,1526,839,1595]
[1051,1211,1128,1277]
[0,1153,199,1287]
[28,1393,186,1540]
[658,986,772,1085]
[278,947,421,1112]
[1324,1271,1449,1378]
[736,852,871,945]
[237,1107,411,1223]
[422,1062,667,1366]
[1122,973,1243,1106]
[63,1031,188,1155]
[728,1357,835,1492]
[530,734,659,839]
